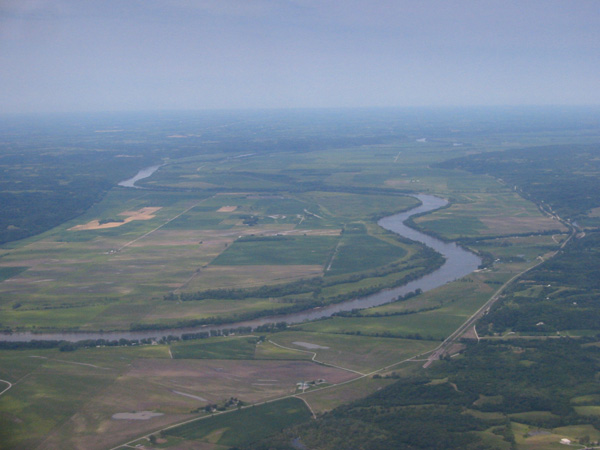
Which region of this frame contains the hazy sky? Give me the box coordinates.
[1,0,599,113]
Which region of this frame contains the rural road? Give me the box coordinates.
[423,205,576,368]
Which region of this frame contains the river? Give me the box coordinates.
[117,165,161,188]
[0,194,481,342]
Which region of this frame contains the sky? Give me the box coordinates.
[0,0,599,113]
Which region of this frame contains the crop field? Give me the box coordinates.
[326,233,408,276]
[300,375,396,413]
[0,342,357,450]
[413,192,566,239]
[171,336,259,359]
[212,235,339,266]
[269,330,437,372]
[297,312,464,340]
[162,398,312,447]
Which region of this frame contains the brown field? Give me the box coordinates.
[68,207,162,231]
[121,358,358,403]
[217,206,238,212]
[38,357,356,450]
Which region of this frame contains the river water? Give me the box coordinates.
[117,165,161,188]
[1,194,481,342]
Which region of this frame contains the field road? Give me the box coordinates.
[0,379,12,397]
[117,199,207,252]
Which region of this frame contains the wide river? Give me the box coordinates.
[1,193,481,342]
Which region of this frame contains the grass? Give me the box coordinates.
[0,350,124,450]
[509,411,561,423]
[254,340,314,360]
[574,406,600,417]
[300,192,419,220]
[162,397,312,446]
[413,192,566,239]
[326,233,407,276]
[552,424,600,442]
[297,313,460,340]
[471,430,512,450]
[511,422,569,450]
[211,235,339,266]
[0,266,28,282]
[171,337,258,360]
[301,375,395,413]
[270,330,438,372]
[295,272,508,341]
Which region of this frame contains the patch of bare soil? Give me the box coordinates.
[217,206,238,212]
[69,207,162,231]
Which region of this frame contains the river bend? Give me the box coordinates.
[1,194,480,342]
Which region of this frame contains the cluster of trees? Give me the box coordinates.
[0,326,263,352]
[0,337,156,352]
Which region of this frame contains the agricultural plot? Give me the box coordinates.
[171,336,259,360]
[412,192,566,240]
[211,235,339,266]
[0,342,353,450]
[297,312,463,340]
[360,270,505,317]
[326,233,407,276]
[269,330,438,372]
[162,398,312,447]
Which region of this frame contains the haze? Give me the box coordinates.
[1,0,599,113]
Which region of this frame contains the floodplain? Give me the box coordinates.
[1,108,600,449]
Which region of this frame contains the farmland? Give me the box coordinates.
[1,108,600,449]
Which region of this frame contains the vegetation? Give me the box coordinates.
[478,230,600,335]
[162,398,312,446]
[437,144,600,221]
[171,337,259,359]
[2,108,600,449]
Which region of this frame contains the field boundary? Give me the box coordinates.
[268,339,365,375]
[117,199,206,252]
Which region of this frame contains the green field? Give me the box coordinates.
[297,312,463,340]
[327,233,407,276]
[269,330,438,372]
[162,397,312,446]
[212,235,339,266]
[171,337,258,359]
